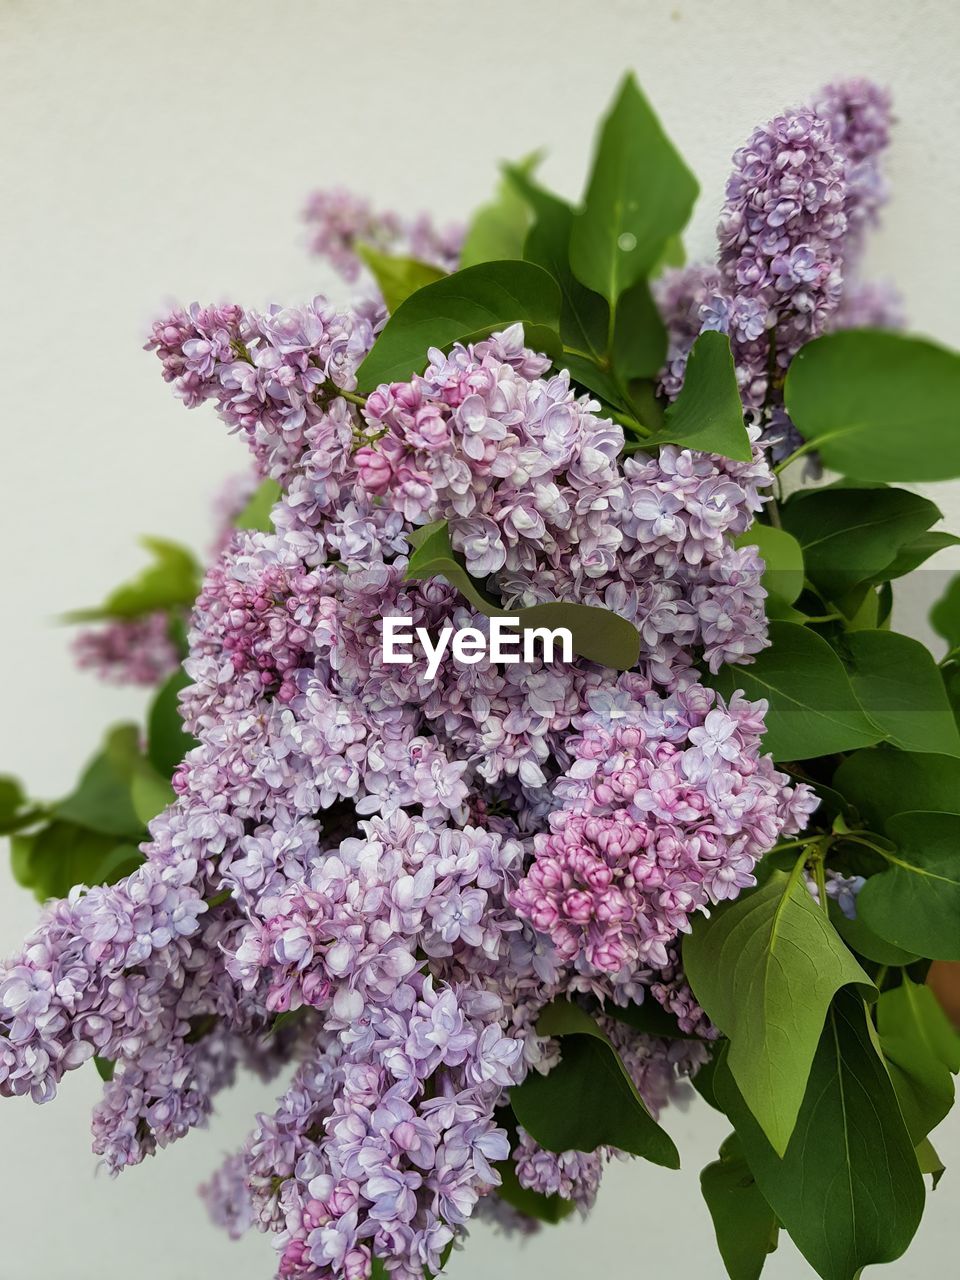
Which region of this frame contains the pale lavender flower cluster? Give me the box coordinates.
[304,187,463,283]
[657,78,899,435]
[72,612,181,686]
[356,324,772,677]
[145,297,381,481]
[813,78,893,256]
[5,62,913,1272]
[3,306,817,1269]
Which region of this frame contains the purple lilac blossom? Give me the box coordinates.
[1,307,819,1277]
[304,187,463,283]
[72,612,181,687]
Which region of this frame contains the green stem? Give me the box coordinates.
[610,410,652,439]
[336,387,367,408]
[811,844,830,918]
[773,438,819,476]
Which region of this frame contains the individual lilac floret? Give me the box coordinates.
[72,612,180,686]
[806,870,866,921]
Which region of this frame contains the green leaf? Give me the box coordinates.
[147,668,197,778]
[877,976,960,1144]
[89,843,144,885]
[493,1157,576,1224]
[130,760,175,827]
[570,74,698,303]
[404,519,640,670]
[785,329,960,481]
[734,525,804,608]
[233,478,281,533]
[683,864,873,1155]
[716,992,925,1280]
[356,260,562,392]
[505,168,609,362]
[94,1056,115,1083]
[709,621,883,761]
[611,278,667,380]
[64,537,200,622]
[0,775,45,835]
[16,821,135,901]
[55,725,147,841]
[459,158,539,269]
[509,1000,679,1168]
[780,486,941,600]
[700,1133,779,1280]
[857,810,960,960]
[356,244,447,314]
[642,331,752,461]
[931,574,960,650]
[870,530,960,585]
[833,748,960,829]
[840,629,960,755]
[915,1135,946,1189]
[827,899,919,967]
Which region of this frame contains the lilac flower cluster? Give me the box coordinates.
[304,187,463,283]
[2,298,819,1273]
[72,612,181,686]
[657,78,898,435]
[513,676,815,975]
[356,325,772,677]
[4,108,843,1265]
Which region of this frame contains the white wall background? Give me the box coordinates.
[1,2,958,1277]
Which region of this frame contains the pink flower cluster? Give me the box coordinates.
[512,676,816,975]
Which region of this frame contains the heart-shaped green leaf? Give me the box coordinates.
[509,1000,679,1168]
[785,329,960,481]
[780,485,941,600]
[857,810,960,960]
[877,976,960,1144]
[356,260,562,391]
[716,992,924,1280]
[709,621,883,761]
[700,1134,780,1280]
[642,331,752,462]
[356,245,447,313]
[570,74,698,303]
[684,864,874,1155]
[840,629,960,756]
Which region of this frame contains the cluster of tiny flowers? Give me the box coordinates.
[3,305,818,1266]
[6,55,926,1269]
[72,612,181,686]
[812,78,893,258]
[656,78,897,462]
[304,187,463,282]
[512,676,817,975]
[145,297,380,481]
[717,106,847,372]
[356,324,772,676]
